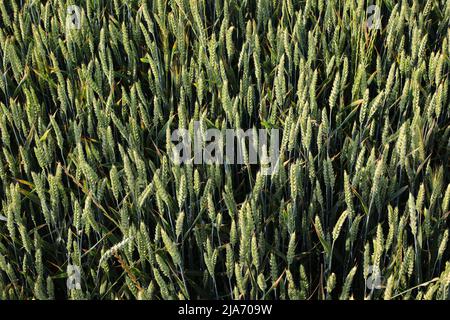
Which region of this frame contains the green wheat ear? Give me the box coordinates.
[0,0,449,301]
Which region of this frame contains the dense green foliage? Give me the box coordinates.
[0,0,449,300]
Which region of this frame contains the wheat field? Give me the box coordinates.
[0,0,449,300]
